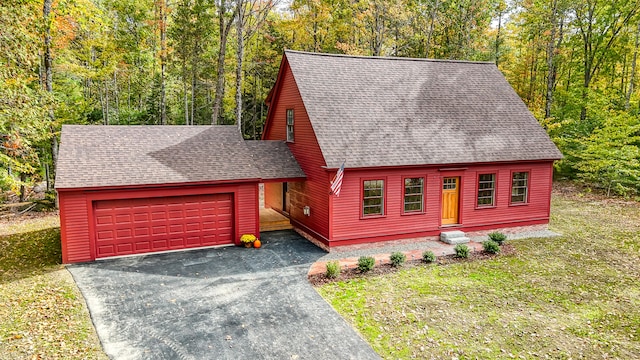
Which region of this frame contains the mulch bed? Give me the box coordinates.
[308,244,516,286]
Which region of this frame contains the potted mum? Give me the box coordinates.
[240,234,257,248]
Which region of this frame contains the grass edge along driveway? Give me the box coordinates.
[0,214,106,359]
[318,193,640,359]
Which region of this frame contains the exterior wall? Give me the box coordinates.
[264,182,283,211]
[59,191,92,263]
[263,61,330,241]
[58,182,259,263]
[329,161,554,246]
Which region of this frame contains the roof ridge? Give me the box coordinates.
[284,49,495,65]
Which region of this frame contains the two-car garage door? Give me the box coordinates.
[93,193,233,259]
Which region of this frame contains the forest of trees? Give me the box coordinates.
[1,0,639,200]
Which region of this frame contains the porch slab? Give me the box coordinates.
[259,208,292,232]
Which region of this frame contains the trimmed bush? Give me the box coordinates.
[422,250,436,263]
[389,252,406,267]
[488,231,507,245]
[357,256,376,272]
[325,260,340,279]
[454,244,470,259]
[483,240,501,254]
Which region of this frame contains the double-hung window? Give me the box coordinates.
[511,172,529,204]
[403,177,424,213]
[477,174,496,207]
[286,109,294,142]
[363,180,384,216]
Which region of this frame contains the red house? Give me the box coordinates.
[56,51,562,263]
[262,50,562,250]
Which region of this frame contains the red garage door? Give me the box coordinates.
[93,193,233,258]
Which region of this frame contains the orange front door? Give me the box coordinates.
[441,177,460,225]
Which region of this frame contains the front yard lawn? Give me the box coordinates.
[318,191,640,359]
[0,213,106,359]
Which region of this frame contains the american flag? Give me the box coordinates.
[330,161,345,197]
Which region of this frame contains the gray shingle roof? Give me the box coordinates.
[55,125,305,189]
[284,50,562,169]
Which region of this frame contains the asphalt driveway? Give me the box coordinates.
[68,230,379,360]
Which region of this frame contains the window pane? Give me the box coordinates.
[443,178,457,190]
[511,172,528,203]
[477,173,495,207]
[286,110,294,141]
[286,109,294,125]
[404,177,423,213]
[363,180,384,216]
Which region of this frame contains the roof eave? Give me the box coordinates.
[321,158,562,171]
[55,178,262,192]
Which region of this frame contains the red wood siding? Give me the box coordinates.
[329,161,554,245]
[58,183,258,263]
[59,192,91,263]
[263,61,330,240]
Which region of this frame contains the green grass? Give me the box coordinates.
[0,214,106,359]
[318,194,640,359]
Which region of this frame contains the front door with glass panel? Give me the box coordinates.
[441,177,460,225]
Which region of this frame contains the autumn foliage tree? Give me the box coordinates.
[1,0,640,198]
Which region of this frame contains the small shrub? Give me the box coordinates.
[422,250,436,263]
[325,261,340,279]
[389,252,406,267]
[454,244,470,259]
[357,256,376,272]
[488,231,507,245]
[483,240,501,254]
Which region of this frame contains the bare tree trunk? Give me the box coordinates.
[104,79,110,125]
[19,173,27,203]
[495,4,503,66]
[191,68,196,125]
[312,10,319,52]
[191,36,197,125]
[424,0,439,58]
[235,1,244,134]
[159,0,167,125]
[43,0,58,183]
[114,70,120,123]
[372,1,383,56]
[626,22,640,109]
[545,0,563,119]
[184,80,189,125]
[212,0,238,125]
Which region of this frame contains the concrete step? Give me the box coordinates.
[440,230,470,245]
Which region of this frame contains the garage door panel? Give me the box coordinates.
[93,193,234,259]
[134,227,149,237]
[115,214,132,224]
[116,243,133,254]
[97,245,116,257]
[135,241,151,252]
[152,225,167,235]
[151,211,166,221]
[97,230,114,240]
[116,229,132,239]
[169,237,186,248]
[169,224,184,234]
[133,213,150,223]
[96,215,114,225]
